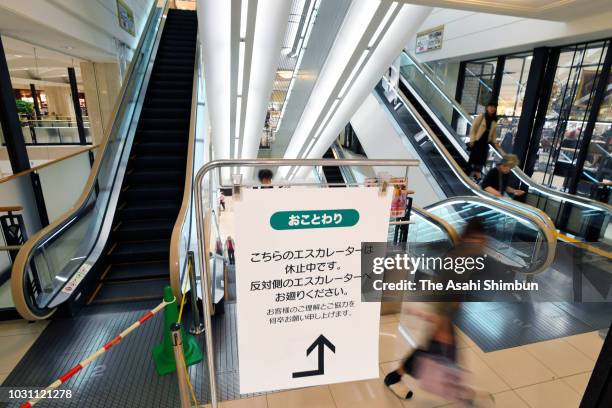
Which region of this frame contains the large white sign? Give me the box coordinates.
[233,186,393,393]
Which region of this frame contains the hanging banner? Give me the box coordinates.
[233,186,393,393]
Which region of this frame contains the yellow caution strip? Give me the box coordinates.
[555,232,612,260]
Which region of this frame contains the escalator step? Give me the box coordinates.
[113,219,175,241]
[118,200,181,220]
[92,278,169,304]
[103,261,169,282]
[132,141,188,155]
[126,169,185,185]
[122,185,183,201]
[131,155,187,170]
[108,240,170,263]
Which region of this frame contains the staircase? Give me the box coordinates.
[90,9,197,304]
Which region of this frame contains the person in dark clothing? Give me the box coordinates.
[258,169,273,188]
[481,154,525,198]
[468,102,499,181]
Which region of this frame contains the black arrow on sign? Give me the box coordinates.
[292,335,336,378]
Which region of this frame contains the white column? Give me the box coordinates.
[285,3,432,180]
[239,0,291,162]
[44,86,74,119]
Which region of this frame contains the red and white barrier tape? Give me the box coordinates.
[20,299,173,408]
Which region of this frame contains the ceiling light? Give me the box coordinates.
[240,0,249,39]
[368,2,398,48]
[63,46,74,50]
[277,70,293,79]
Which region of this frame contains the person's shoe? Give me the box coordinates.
[384,371,413,400]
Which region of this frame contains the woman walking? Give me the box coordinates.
[468,102,499,181]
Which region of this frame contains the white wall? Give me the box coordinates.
[411,7,612,63]
[350,93,444,207]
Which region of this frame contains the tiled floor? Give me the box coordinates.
[0,312,604,408]
[193,313,603,408]
[0,319,48,384]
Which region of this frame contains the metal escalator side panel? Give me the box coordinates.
[375,82,556,274]
[11,1,172,320]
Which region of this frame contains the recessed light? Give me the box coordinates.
[63,46,74,50]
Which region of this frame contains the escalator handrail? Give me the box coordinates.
[401,51,612,216]
[169,33,201,298]
[411,205,461,247]
[380,79,556,275]
[332,142,466,252]
[11,0,170,320]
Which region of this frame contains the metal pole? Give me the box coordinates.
[0,36,30,173]
[29,83,41,120]
[195,170,218,408]
[67,67,87,145]
[188,251,204,335]
[171,322,192,408]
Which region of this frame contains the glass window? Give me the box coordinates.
[584,67,612,202]
[461,59,497,115]
[533,40,610,196]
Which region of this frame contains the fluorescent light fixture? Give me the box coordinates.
[240,0,249,39]
[368,2,398,48]
[338,49,369,98]
[317,98,340,136]
[235,96,242,141]
[275,0,321,133]
[277,70,293,79]
[304,137,317,156]
[234,139,240,158]
[237,41,245,94]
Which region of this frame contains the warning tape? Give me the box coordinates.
[20,299,173,408]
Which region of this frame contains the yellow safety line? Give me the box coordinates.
[556,232,612,260]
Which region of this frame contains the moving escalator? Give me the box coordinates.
[371,81,556,275]
[398,51,611,245]
[10,4,199,320]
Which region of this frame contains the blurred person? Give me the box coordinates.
[468,102,499,181]
[219,191,226,211]
[384,219,493,406]
[481,154,525,198]
[226,236,235,265]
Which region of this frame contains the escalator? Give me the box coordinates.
[398,51,611,244]
[321,148,345,186]
[92,10,197,304]
[358,81,557,275]
[10,3,199,320]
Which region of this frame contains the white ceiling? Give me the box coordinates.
[399,0,612,20]
[3,36,83,86]
[0,7,114,63]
